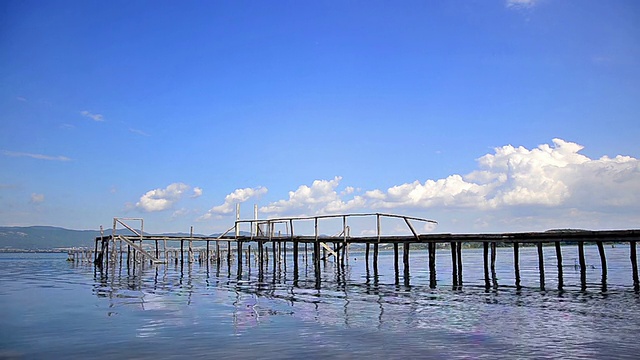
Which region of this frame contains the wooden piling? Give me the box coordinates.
[456,241,463,285]
[537,242,545,290]
[393,243,399,280]
[365,243,370,265]
[631,241,639,290]
[555,241,563,290]
[403,242,410,284]
[428,242,436,288]
[180,240,184,264]
[237,240,243,277]
[578,241,587,288]
[490,242,497,288]
[596,242,607,280]
[450,242,458,287]
[483,242,490,289]
[373,243,379,272]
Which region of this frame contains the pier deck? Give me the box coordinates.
[87,214,640,291]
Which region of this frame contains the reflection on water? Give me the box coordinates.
[1,246,640,359]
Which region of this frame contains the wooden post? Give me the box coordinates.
[457,241,463,285]
[206,241,210,263]
[538,242,545,290]
[596,242,607,280]
[237,240,243,278]
[483,242,490,289]
[578,241,586,289]
[314,218,321,288]
[366,243,370,266]
[631,241,639,291]
[293,239,299,283]
[428,242,436,288]
[403,242,410,285]
[490,242,497,288]
[393,242,399,281]
[514,243,520,289]
[180,239,184,264]
[373,243,379,273]
[555,241,563,290]
[450,242,458,287]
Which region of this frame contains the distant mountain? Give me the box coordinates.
[0,226,102,250]
[0,226,253,250]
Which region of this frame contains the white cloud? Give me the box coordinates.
[2,150,71,162]
[192,187,203,198]
[365,139,640,212]
[16,96,27,102]
[80,110,104,122]
[260,176,365,215]
[136,183,192,212]
[30,193,45,204]
[191,139,637,232]
[200,186,268,219]
[506,0,538,8]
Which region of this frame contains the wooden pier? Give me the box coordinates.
[86,214,640,291]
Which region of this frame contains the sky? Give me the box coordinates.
[1,0,639,235]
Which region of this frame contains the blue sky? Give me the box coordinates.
[1,0,639,235]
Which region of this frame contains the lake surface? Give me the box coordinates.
[1,245,640,359]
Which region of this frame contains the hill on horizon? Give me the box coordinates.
[0,226,239,250]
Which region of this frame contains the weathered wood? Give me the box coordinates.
[555,241,563,290]
[180,239,184,264]
[631,241,639,290]
[450,242,458,287]
[457,241,463,285]
[403,242,410,282]
[596,241,607,280]
[373,243,379,272]
[237,240,243,277]
[428,242,436,288]
[490,242,497,288]
[578,241,587,288]
[483,242,490,289]
[365,243,370,265]
[537,242,545,290]
[393,242,399,281]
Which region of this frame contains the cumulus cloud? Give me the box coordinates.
[2,150,71,162]
[80,110,104,121]
[260,176,365,216]
[136,183,195,212]
[254,139,639,225]
[365,139,640,212]
[190,139,638,231]
[200,186,268,219]
[30,193,45,204]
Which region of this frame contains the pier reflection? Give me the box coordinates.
[87,244,639,337]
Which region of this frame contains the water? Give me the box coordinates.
[1,245,640,359]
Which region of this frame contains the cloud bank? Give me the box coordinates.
[253,139,639,218]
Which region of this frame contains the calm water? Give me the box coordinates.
[1,245,640,359]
